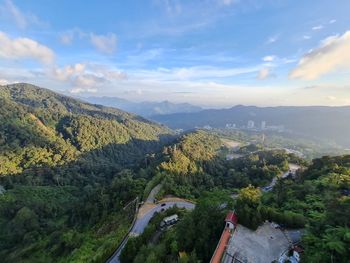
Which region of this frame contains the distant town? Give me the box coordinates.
[200,120,285,133]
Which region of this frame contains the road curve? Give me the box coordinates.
[107,201,195,263]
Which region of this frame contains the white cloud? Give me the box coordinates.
[90,33,117,54]
[257,68,271,80]
[329,19,336,24]
[0,0,45,29]
[303,35,311,40]
[0,79,11,85]
[262,55,276,62]
[74,74,106,87]
[52,63,86,81]
[312,25,323,30]
[59,29,118,54]
[3,0,26,28]
[162,0,182,15]
[51,63,126,91]
[327,95,337,101]
[70,87,98,94]
[0,31,55,64]
[59,28,87,45]
[220,0,239,6]
[59,31,74,45]
[290,31,350,80]
[132,65,260,81]
[59,29,119,55]
[266,35,278,44]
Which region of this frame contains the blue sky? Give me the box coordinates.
[0,0,350,107]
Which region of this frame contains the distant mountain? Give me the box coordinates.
[151,105,350,147]
[82,96,202,117]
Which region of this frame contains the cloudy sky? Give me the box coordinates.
[0,0,350,107]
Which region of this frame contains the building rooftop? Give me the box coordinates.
[210,228,232,263]
[225,211,238,224]
[222,222,291,263]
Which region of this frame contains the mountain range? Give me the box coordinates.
[81,96,202,117]
[151,105,350,147]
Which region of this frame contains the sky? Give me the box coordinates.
[0,0,350,108]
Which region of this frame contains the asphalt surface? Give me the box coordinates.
[132,201,195,234]
[107,201,195,263]
[261,164,300,192]
[0,185,5,194]
[146,184,161,203]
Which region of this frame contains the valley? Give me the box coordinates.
[1,1,350,262]
[0,84,349,263]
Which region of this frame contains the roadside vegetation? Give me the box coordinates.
[121,191,233,263]
[156,130,303,199]
[263,155,350,262]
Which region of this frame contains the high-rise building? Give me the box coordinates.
[261,121,266,130]
[247,120,255,129]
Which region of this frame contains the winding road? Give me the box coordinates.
[107,162,301,263]
[132,201,195,235]
[107,197,195,263]
[261,163,301,192]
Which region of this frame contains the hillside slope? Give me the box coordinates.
[0,83,173,263]
[0,83,173,176]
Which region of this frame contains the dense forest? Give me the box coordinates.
[0,84,349,263]
[0,84,173,262]
[121,154,350,263]
[120,191,234,263]
[264,155,350,262]
[155,130,301,199]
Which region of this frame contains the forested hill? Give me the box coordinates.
[0,83,174,262]
[151,105,350,147]
[0,83,173,176]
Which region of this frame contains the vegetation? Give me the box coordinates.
[235,185,306,230]
[1,83,349,263]
[214,128,350,160]
[123,154,350,263]
[120,191,233,263]
[157,131,298,199]
[0,83,173,262]
[262,155,350,262]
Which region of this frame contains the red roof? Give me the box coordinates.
[225,211,238,224]
[210,228,231,263]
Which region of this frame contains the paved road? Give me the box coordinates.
[261,163,301,192]
[146,184,161,203]
[0,185,5,194]
[107,201,195,263]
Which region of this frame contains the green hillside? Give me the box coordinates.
[0,83,173,262]
[1,83,349,263]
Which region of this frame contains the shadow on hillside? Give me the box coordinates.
[0,134,175,188]
[0,134,181,263]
